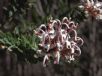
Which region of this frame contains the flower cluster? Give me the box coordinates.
[34,17,84,67]
[79,0,102,19]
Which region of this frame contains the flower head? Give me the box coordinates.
[80,0,102,19]
[34,17,84,66]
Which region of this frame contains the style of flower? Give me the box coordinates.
[79,0,102,19]
[34,17,84,67]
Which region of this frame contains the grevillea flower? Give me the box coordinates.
[34,17,84,67]
[79,0,102,19]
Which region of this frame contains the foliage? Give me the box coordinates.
[1,0,86,31]
[0,29,42,63]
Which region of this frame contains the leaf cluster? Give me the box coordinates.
[0,30,42,63]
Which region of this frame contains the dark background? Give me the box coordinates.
[0,0,102,76]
